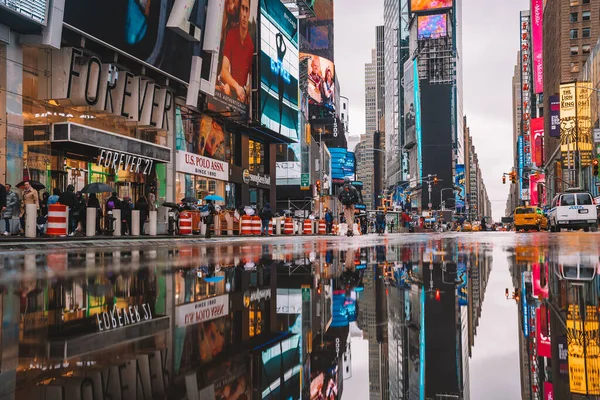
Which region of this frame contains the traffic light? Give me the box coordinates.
[510,171,517,184]
[316,180,321,193]
[593,159,599,176]
[502,175,506,185]
[435,289,441,301]
[433,176,439,185]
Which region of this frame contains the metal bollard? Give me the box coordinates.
[131,210,140,236]
[148,211,157,236]
[25,204,37,238]
[105,210,115,236]
[112,209,122,236]
[275,217,282,235]
[168,211,176,235]
[86,207,96,237]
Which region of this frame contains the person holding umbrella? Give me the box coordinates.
[19,181,39,235]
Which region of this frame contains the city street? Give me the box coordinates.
[2,231,593,399]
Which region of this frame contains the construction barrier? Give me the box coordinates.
[251,216,262,235]
[268,220,274,235]
[318,219,326,235]
[47,204,68,237]
[303,219,313,235]
[241,215,253,236]
[284,218,294,235]
[179,212,193,235]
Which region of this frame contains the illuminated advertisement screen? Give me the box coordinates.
[411,0,453,12]
[210,0,260,116]
[310,365,339,400]
[301,52,336,112]
[455,164,466,209]
[276,143,302,185]
[1,0,46,24]
[63,0,196,83]
[417,14,447,39]
[329,148,354,180]
[260,0,300,140]
[260,335,301,399]
[331,290,356,327]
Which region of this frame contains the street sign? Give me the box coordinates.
[301,173,310,190]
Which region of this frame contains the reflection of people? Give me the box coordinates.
[322,66,335,110]
[219,0,254,104]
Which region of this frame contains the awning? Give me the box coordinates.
[51,122,171,163]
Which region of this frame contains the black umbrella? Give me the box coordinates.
[81,182,113,194]
[16,181,45,191]
[181,197,198,204]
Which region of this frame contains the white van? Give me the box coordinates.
[549,189,598,232]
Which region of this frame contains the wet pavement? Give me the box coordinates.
[0,232,598,399]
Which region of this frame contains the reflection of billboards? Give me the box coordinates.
[301,52,336,112]
[63,0,195,82]
[411,0,453,12]
[260,0,300,140]
[310,365,339,400]
[331,290,356,327]
[417,15,447,39]
[260,335,301,399]
[175,316,232,374]
[210,0,259,116]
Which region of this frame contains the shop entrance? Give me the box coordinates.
[249,188,268,209]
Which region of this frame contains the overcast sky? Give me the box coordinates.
[335,0,529,220]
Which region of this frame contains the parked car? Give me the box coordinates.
[548,189,598,232]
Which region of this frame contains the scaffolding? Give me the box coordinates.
[416,37,456,85]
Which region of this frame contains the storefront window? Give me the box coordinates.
[176,173,226,204]
[249,139,265,174]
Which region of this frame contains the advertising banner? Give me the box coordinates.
[567,304,600,395]
[549,95,560,137]
[414,60,423,180]
[209,0,259,116]
[521,13,532,169]
[63,0,196,83]
[531,117,544,167]
[403,59,416,146]
[175,112,232,162]
[518,135,524,194]
[532,0,544,94]
[455,164,466,209]
[176,150,229,181]
[560,84,577,168]
[411,0,453,12]
[522,272,529,337]
[532,262,549,299]
[329,148,354,180]
[276,143,302,184]
[417,15,448,39]
[544,382,554,400]
[529,172,545,206]
[259,0,300,140]
[301,52,336,113]
[536,308,552,358]
[457,262,468,306]
[175,295,229,327]
[576,81,594,167]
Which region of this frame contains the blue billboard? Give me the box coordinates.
[518,135,524,197]
[455,164,466,209]
[331,290,356,327]
[457,262,468,306]
[329,148,355,180]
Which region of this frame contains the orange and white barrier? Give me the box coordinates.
[179,211,193,235]
[47,204,68,237]
[318,219,326,235]
[251,216,262,235]
[284,218,294,235]
[241,215,253,235]
[303,219,313,235]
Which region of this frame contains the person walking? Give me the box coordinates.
[260,202,273,236]
[59,185,78,234]
[87,193,102,234]
[337,177,359,237]
[324,208,334,235]
[3,184,17,236]
[120,197,133,235]
[72,191,86,234]
[135,195,149,235]
[20,181,39,235]
[106,191,121,211]
[204,200,216,238]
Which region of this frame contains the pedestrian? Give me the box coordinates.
[2,184,17,236]
[20,181,39,235]
[337,177,360,237]
[106,191,121,211]
[87,193,102,234]
[148,189,157,212]
[48,188,60,206]
[120,197,133,235]
[73,191,86,234]
[204,200,216,238]
[260,202,273,236]
[40,192,50,217]
[59,185,78,234]
[481,217,487,232]
[135,195,149,234]
[324,208,334,234]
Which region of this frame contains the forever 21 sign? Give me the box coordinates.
[98,149,154,175]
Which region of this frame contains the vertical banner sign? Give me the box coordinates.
[576,82,593,167]
[567,304,600,395]
[543,382,554,400]
[518,135,524,199]
[529,172,545,206]
[560,84,577,169]
[549,95,561,137]
[521,12,532,201]
[532,0,544,94]
[536,308,552,358]
[414,60,423,182]
[455,164,466,209]
[531,117,544,167]
[522,272,529,337]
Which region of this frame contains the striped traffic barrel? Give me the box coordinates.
[284,218,294,235]
[179,212,193,235]
[240,215,253,235]
[47,204,68,236]
[303,219,313,235]
[252,216,262,235]
[318,219,327,235]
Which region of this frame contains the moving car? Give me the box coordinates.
[461,222,472,232]
[548,189,598,232]
[514,206,548,231]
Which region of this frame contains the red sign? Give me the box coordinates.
[544,382,554,400]
[529,172,545,206]
[537,308,551,358]
[531,117,544,167]
[532,0,544,94]
[533,262,549,299]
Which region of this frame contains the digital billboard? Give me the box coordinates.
[63,0,196,83]
[403,59,416,146]
[417,15,447,39]
[455,164,466,209]
[301,52,336,112]
[210,0,259,116]
[531,117,544,167]
[532,0,544,94]
[260,0,300,140]
[331,289,356,327]
[549,95,560,137]
[411,0,453,12]
[529,172,545,206]
[276,143,302,185]
[329,148,355,180]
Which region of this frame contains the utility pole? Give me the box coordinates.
[428,174,432,211]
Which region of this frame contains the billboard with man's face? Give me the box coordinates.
[301,53,336,113]
[210,0,259,116]
[259,0,300,140]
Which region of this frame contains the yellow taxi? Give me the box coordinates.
[461,222,472,232]
[514,206,548,231]
[472,222,482,232]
